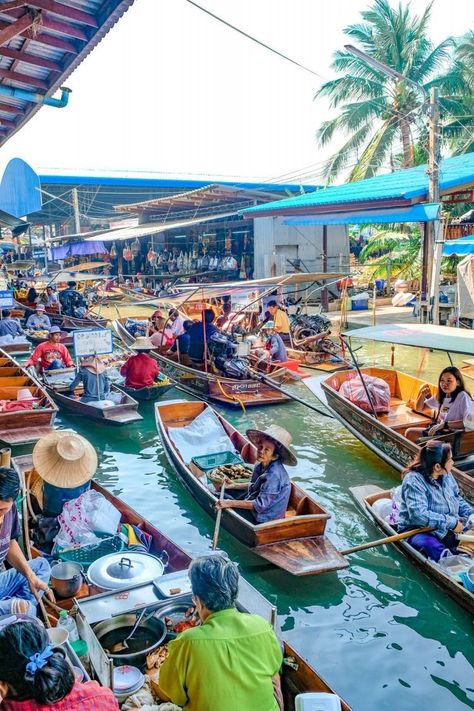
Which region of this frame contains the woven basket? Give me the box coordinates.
[57,533,124,569]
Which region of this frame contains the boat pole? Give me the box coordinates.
[339,526,432,555]
[212,481,227,550]
[248,369,334,418]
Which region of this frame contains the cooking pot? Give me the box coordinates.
[87,551,167,591]
[51,561,83,598]
[93,613,167,667]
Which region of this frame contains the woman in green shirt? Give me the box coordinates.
[159,555,283,711]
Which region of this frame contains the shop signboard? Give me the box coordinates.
[73,329,113,358]
[0,290,14,308]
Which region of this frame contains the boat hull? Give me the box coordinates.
[47,385,143,425]
[113,319,290,407]
[350,484,474,615]
[120,383,174,401]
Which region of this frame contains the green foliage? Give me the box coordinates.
[315,0,472,182]
[358,227,422,279]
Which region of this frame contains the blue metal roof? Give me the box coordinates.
[38,168,319,194]
[243,152,474,216]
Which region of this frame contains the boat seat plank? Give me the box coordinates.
[378,399,431,430]
[254,536,348,576]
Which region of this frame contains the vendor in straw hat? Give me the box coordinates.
[216,425,296,523]
[68,356,110,403]
[120,336,160,389]
[25,303,51,332]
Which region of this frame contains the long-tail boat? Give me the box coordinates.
[114,319,291,408]
[350,484,474,614]
[305,324,474,500]
[155,399,348,576]
[15,453,353,711]
[46,382,143,425]
[16,299,108,331]
[0,350,57,445]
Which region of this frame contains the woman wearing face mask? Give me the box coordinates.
[405,366,473,443]
[0,621,118,711]
[215,425,296,523]
[397,439,474,561]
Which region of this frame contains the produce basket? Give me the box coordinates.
[207,463,253,492]
[191,450,243,474]
[56,532,124,570]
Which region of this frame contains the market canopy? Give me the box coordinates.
[343,323,474,356]
[443,235,474,256]
[48,271,108,283]
[51,241,108,260]
[84,213,238,242]
[283,203,440,226]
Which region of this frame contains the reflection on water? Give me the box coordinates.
[43,340,473,710]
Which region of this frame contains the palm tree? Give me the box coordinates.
[315,0,464,183]
[442,31,474,155]
[358,228,422,280]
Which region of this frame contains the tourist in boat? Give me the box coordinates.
[159,554,283,711]
[188,308,218,362]
[216,425,296,523]
[0,311,24,342]
[120,336,160,389]
[26,304,51,332]
[169,319,193,360]
[44,286,59,308]
[405,367,473,443]
[26,327,74,373]
[266,300,291,341]
[398,440,474,561]
[25,286,39,306]
[0,468,51,616]
[169,308,185,338]
[68,356,110,403]
[215,299,232,328]
[0,620,119,711]
[149,312,174,351]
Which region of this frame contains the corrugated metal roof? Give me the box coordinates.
[0,0,136,146]
[244,152,474,217]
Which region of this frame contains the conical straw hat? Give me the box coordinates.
[246,424,297,466]
[32,430,98,488]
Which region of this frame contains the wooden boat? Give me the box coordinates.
[313,365,474,499]
[120,378,174,402]
[0,350,57,445]
[16,453,353,710]
[351,484,474,615]
[47,383,143,425]
[26,330,73,347]
[16,300,108,331]
[305,324,474,501]
[114,319,291,408]
[286,345,350,373]
[155,399,348,576]
[0,340,31,356]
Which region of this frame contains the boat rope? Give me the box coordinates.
[216,378,246,414]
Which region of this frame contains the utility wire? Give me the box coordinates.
[183,0,323,78]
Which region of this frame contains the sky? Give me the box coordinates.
[1,0,473,184]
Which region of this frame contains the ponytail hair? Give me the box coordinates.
[403,439,452,479]
[0,621,75,704]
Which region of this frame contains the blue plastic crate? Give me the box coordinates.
[191,450,243,473]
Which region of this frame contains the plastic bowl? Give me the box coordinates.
[47,627,69,646]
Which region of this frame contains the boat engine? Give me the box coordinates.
[207,332,249,379]
[291,313,331,340]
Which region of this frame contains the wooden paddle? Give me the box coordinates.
[211,480,227,550]
[340,526,433,556]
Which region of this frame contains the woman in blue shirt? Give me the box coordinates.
[216,425,296,523]
[398,439,474,561]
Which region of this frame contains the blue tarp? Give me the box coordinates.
[283,203,440,226]
[443,234,474,256]
[51,240,107,260]
[0,159,42,218]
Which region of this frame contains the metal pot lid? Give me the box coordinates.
[113,665,144,692]
[87,552,165,590]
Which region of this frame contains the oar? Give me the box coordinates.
[248,368,334,419]
[212,480,227,550]
[339,526,433,556]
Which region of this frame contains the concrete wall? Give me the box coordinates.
[253,216,349,278]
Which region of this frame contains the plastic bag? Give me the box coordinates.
[55,490,122,549]
[340,375,391,414]
[437,550,472,579]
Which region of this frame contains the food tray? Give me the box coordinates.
[153,570,192,599]
[191,450,243,473]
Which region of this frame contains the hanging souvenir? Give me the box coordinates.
[147,248,157,263]
[109,242,117,259]
[131,238,140,256]
[239,254,247,279]
[123,243,133,262]
[225,230,232,252]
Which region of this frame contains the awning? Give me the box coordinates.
[343,323,474,356]
[85,213,238,243]
[443,235,474,256]
[283,203,440,226]
[51,241,108,260]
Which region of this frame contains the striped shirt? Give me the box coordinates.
[398,470,474,539]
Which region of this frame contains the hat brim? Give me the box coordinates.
[246,428,297,466]
[32,431,98,488]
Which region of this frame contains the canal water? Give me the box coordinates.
[34,341,474,711]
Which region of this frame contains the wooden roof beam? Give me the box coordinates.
[22,28,78,53]
[0,10,39,47]
[0,117,17,129]
[5,7,89,40]
[24,0,99,28]
[0,102,23,115]
[0,46,62,72]
[0,68,48,90]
